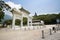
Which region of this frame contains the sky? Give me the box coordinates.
[4,0,60,16]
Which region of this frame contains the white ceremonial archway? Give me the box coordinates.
[11,7,32,29]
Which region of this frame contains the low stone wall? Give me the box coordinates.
[6,24,58,30]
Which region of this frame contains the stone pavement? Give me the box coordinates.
[38,30,60,40]
[0,28,60,40]
[0,25,60,40]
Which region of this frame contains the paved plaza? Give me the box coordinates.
[0,25,60,40]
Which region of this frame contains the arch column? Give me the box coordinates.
[27,17,32,27]
[12,14,15,29]
[21,17,23,27]
[27,17,29,27]
[31,19,32,26]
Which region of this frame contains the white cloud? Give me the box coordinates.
[5,1,22,10]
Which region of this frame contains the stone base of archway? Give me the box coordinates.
[11,25,44,30]
[12,26,21,30]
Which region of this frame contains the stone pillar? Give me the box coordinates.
[27,18,29,27]
[31,19,32,26]
[21,17,23,27]
[42,30,45,39]
[12,14,15,29]
[49,29,52,35]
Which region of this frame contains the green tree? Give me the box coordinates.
[23,17,27,26]
[0,8,4,22]
[33,13,60,24]
[56,13,60,19]
[0,0,11,27]
[0,0,11,22]
[0,0,11,10]
[4,20,12,25]
[15,19,21,25]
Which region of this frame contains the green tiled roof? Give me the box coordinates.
[19,7,30,14]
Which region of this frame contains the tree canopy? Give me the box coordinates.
[0,7,4,22]
[0,0,11,23]
[33,13,60,24]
